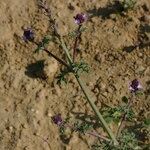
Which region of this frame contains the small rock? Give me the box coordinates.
[43,58,58,81]
[86,81,94,87]
[110,14,117,21]
[9,126,13,132]
[93,87,99,94]
[99,82,106,90]
[36,89,46,101]
[35,110,39,114]
[47,113,52,117]
[31,108,35,112]
[46,109,53,117]
[107,87,113,93]
[102,91,108,97]
[137,52,143,58]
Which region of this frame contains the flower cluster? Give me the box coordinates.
[74,13,87,25]
[23,28,35,42]
[52,114,63,125]
[129,79,142,92]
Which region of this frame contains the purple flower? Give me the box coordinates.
[23,28,34,42]
[74,13,87,25]
[52,114,63,125]
[129,79,142,92]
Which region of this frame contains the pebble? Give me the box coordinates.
[110,14,117,21]
[93,87,99,94]
[102,91,108,97]
[137,52,143,58]
[43,58,58,81]
[35,110,39,114]
[36,89,46,101]
[107,87,114,93]
[100,82,106,90]
[31,108,35,112]
[47,113,52,117]
[9,126,13,132]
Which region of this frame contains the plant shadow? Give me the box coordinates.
[126,123,149,148]
[25,60,46,79]
[87,1,124,20]
[70,111,101,130]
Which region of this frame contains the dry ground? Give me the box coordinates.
[0,0,150,150]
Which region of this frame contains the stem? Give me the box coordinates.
[73,25,82,62]
[43,48,69,68]
[33,41,69,68]
[59,38,73,65]
[75,76,118,145]
[116,95,134,138]
[87,131,111,142]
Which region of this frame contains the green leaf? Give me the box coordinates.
[105,116,114,124]
[34,36,53,53]
[144,118,150,127]
[72,61,90,75]
[56,68,70,84]
[42,36,51,44]
[122,96,128,104]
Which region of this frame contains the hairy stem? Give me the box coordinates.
[60,38,73,65]
[75,76,118,145]
[116,95,134,138]
[73,25,82,62]
[33,41,69,68]
[43,49,69,68]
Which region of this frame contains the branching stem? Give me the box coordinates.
[38,0,118,145]
[33,41,69,68]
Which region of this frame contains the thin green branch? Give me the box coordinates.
[75,76,118,145]
[59,38,73,65]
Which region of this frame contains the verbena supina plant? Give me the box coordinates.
[23,0,149,149]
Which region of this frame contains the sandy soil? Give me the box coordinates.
[0,0,150,150]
